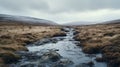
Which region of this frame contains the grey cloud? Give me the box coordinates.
[0,0,120,24]
[42,0,120,13]
[0,0,49,12]
[1,0,120,14]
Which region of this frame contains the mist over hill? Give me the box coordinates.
[63,19,120,26]
[63,21,94,26]
[101,19,120,24]
[0,14,57,26]
[0,14,120,26]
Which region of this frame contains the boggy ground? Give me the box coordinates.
[74,24,120,67]
[0,25,66,65]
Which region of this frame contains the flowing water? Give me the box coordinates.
[10,28,107,67]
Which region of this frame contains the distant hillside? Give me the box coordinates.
[0,14,57,26]
[64,19,120,26]
[102,19,120,24]
[63,21,94,26]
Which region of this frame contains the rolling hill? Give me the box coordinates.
[0,14,57,26]
[63,21,94,26]
[102,19,120,24]
[64,19,120,26]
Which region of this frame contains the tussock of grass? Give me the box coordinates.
[74,24,120,67]
[0,51,20,63]
[0,25,65,64]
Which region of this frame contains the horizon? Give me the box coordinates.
[0,0,120,24]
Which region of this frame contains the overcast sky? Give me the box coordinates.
[0,0,120,24]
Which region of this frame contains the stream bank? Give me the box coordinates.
[9,27,107,67]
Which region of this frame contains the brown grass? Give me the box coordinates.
[0,25,65,64]
[74,24,120,67]
[0,51,21,64]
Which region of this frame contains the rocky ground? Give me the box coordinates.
[74,23,120,67]
[0,25,66,65]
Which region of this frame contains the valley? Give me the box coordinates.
[0,14,120,67]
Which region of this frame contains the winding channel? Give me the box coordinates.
[10,28,107,67]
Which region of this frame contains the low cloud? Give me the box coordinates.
[0,0,120,24]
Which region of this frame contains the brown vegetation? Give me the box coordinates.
[74,24,120,67]
[0,25,65,65]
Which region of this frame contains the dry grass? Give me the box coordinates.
[74,24,120,67]
[0,25,65,64]
[0,51,21,64]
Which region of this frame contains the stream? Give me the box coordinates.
[10,28,107,67]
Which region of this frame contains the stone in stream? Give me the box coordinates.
[21,63,36,67]
[20,63,46,67]
[52,58,74,67]
[85,54,96,58]
[87,61,94,67]
[76,63,89,67]
[50,49,59,51]
[76,61,94,67]
[73,31,79,35]
[74,41,80,45]
[34,37,63,46]
[95,57,105,62]
[16,51,42,61]
[61,28,70,32]
[39,50,61,63]
[36,39,52,45]
[50,38,58,43]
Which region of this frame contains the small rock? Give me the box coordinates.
[52,58,73,67]
[39,51,61,63]
[73,31,79,35]
[51,49,59,51]
[95,57,105,62]
[76,63,89,67]
[21,64,35,67]
[58,58,74,65]
[87,61,94,67]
